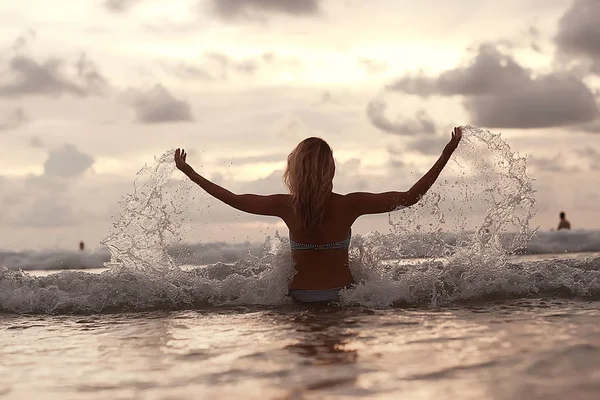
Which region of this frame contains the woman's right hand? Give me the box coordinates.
[443,127,462,156]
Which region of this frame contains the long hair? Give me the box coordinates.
[282,137,335,232]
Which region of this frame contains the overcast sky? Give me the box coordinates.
[1,0,599,250]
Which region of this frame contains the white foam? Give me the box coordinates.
[2,126,599,314]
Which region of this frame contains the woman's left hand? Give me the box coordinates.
[174,148,188,170]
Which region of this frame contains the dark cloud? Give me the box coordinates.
[103,0,142,12]
[211,0,321,20]
[128,84,194,124]
[0,107,28,131]
[464,75,599,129]
[386,43,599,129]
[44,144,95,178]
[387,44,531,97]
[555,0,600,75]
[0,52,107,98]
[366,101,436,136]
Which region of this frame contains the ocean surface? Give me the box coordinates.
[2,127,600,399]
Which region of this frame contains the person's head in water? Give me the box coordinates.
[283,137,335,232]
[560,212,566,220]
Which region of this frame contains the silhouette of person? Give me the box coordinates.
[557,212,571,231]
[79,241,85,251]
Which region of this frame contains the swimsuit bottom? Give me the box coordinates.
[288,286,351,303]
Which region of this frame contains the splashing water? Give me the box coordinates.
[1,127,600,314]
[101,152,186,273]
[343,126,540,306]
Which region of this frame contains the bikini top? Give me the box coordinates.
[289,230,352,251]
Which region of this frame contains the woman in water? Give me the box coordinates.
[174,127,462,302]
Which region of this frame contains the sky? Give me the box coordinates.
[0,0,599,250]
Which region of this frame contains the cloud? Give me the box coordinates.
[30,136,44,148]
[555,0,600,75]
[404,135,449,156]
[0,144,96,229]
[575,146,600,170]
[44,144,95,178]
[577,119,600,133]
[164,52,298,82]
[219,152,288,166]
[0,107,28,131]
[528,155,579,173]
[0,50,108,98]
[16,196,79,228]
[0,180,75,228]
[103,0,142,13]
[366,101,436,136]
[464,75,599,129]
[128,84,194,124]
[357,58,388,75]
[386,43,599,129]
[387,44,531,97]
[211,0,321,20]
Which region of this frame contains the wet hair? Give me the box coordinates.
[282,137,335,232]
[560,212,566,219]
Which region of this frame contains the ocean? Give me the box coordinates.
[2,126,600,399]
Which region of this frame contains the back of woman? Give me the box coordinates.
[174,128,462,302]
[281,193,356,291]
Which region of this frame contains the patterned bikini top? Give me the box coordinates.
[289,230,352,251]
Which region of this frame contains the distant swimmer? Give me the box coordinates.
[79,241,85,251]
[557,212,571,231]
[175,127,463,302]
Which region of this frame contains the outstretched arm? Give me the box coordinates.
[174,149,287,217]
[347,127,462,216]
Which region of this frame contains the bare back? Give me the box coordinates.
[276,192,413,289]
[278,193,357,289]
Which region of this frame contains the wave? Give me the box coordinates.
[3,230,599,271]
[0,242,265,271]
[2,126,598,314]
[1,248,599,314]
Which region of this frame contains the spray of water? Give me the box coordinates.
[2,126,600,314]
[101,152,186,273]
[342,126,538,306]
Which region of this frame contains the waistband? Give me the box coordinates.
[288,286,351,303]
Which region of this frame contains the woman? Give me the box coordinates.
[174,127,462,302]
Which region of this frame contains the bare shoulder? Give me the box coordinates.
[339,191,412,217]
[341,191,391,203]
[261,193,290,208]
[269,193,292,210]
[270,193,290,202]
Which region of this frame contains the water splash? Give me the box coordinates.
[2,127,600,314]
[342,126,539,306]
[101,151,186,273]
